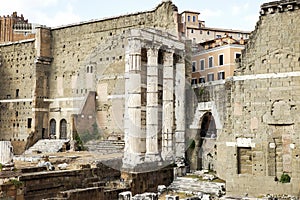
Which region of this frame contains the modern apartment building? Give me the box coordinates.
[179,11,251,44]
[191,36,246,85]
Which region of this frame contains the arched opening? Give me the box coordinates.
[197,112,217,171]
[60,119,67,139]
[188,112,218,171]
[200,112,217,138]
[49,119,56,139]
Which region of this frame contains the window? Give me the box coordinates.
[235,53,241,59]
[208,56,214,68]
[199,77,205,83]
[192,16,196,22]
[16,89,19,98]
[200,30,202,34]
[50,119,56,137]
[188,16,191,22]
[191,29,194,33]
[192,61,196,72]
[207,31,210,35]
[218,71,225,80]
[191,78,197,85]
[182,16,184,23]
[219,54,224,66]
[207,73,214,82]
[235,53,242,62]
[27,118,32,128]
[60,119,67,139]
[200,59,205,71]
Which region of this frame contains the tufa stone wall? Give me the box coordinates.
[188,81,228,171]
[0,1,182,153]
[218,0,300,196]
[47,1,179,141]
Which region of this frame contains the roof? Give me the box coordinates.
[187,26,251,34]
[180,10,200,15]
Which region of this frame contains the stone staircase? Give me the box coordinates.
[24,139,70,154]
[85,140,125,155]
[168,176,225,196]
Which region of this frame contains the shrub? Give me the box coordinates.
[280,173,291,183]
[9,179,23,188]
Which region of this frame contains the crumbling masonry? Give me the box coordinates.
[216,0,300,196]
[0,1,189,167]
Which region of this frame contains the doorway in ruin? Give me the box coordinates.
[200,112,217,139]
[59,119,67,139]
[188,112,217,170]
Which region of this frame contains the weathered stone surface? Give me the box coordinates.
[217,0,300,196]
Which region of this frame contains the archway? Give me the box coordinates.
[60,119,67,139]
[197,112,217,171]
[188,112,217,170]
[200,112,217,138]
[49,119,56,139]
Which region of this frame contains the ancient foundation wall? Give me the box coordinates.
[121,166,174,195]
[19,165,120,200]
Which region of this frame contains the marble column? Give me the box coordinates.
[145,46,162,162]
[174,55,186,159]
[161,49,175,160]
[123,39,145,168]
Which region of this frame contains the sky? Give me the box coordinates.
[0,0,271,31]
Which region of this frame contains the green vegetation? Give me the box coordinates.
[280,173,291,183]
[9,179,23,188]
[74,133,86,151]
[80,123,102,143]
[0,163,2,171]
[187,139,195,149]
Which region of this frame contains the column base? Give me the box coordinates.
[122,152,145,169]
[145,152,162,162]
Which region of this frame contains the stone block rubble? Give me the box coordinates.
[24,139,70,154]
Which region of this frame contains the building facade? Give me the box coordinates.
[191,36,245,85]
[179,11,250,44]
[0,12,36,43]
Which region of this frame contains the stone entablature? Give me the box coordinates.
[260,0,300,15]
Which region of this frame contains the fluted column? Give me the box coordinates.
[123,39,145,168]
[161,49,175,160]
[145,46,162,162]
[175,55,186,159]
